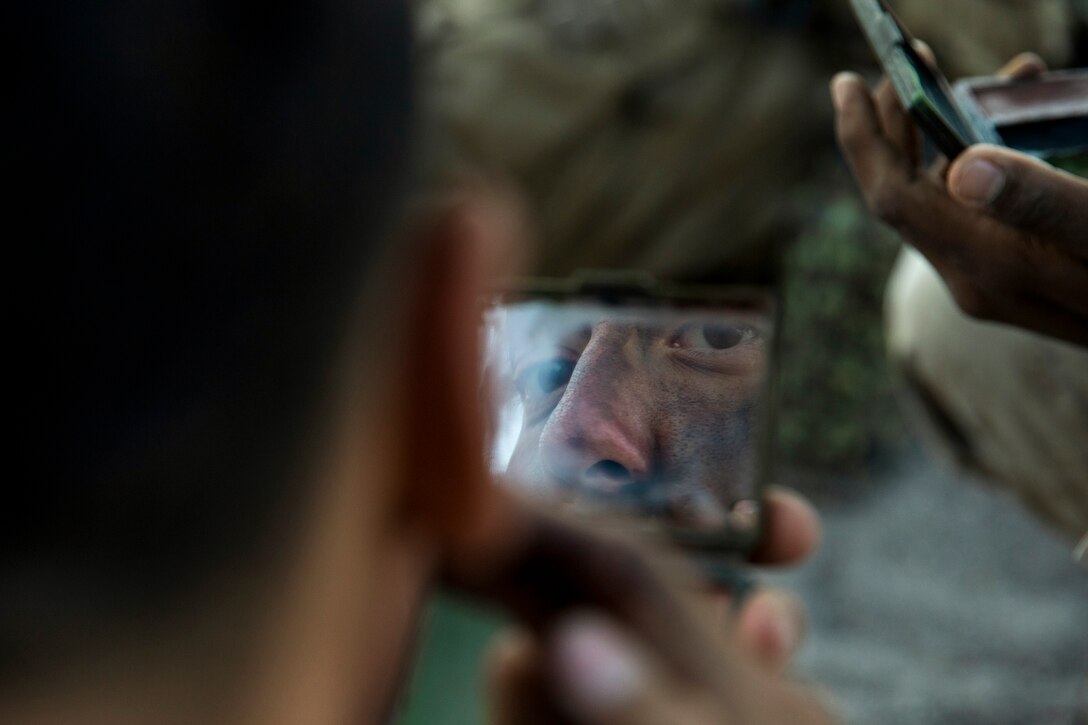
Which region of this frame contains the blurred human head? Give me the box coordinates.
[7,1,515,722]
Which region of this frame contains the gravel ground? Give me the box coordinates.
[770,450,1088,724]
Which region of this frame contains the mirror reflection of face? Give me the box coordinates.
[485,301,770,532]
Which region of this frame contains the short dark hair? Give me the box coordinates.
[7,0,415,674]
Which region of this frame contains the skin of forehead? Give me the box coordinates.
[500,301,770,360]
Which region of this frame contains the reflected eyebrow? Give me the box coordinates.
[519,324,592,359]
[508,307,770,356]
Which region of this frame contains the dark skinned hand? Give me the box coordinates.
[832,51,1088,348]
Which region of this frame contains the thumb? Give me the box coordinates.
[548,613,708,725]
[947,144,1088,255]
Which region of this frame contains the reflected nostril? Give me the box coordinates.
[585,459,630,484]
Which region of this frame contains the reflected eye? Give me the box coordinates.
[516,358,576,399]
[670,323,756,351]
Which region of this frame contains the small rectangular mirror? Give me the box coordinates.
[482,273,778,556]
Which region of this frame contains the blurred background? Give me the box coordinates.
[399,1,1088,722]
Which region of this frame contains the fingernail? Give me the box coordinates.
[830,73,853,109]
[952,158,1005,207]
[551,615,642,717]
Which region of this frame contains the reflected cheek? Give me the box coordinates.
[658,396,753,482]
[505,426,545,481]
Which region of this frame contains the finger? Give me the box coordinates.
[735,589,807,673]
[548,613,712,725]
[997,52,1046,80]
[487,629,570,725]
[946,144,1088,255]
[908,40,953,175]
[748,487,822,566]
[929,154,950,180]
[832,72,908,191]
[874,76,921,168]
[549,613,837,725]
[911,39,936,67]
[442,501,727,689]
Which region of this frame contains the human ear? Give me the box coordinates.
[394,193,527,557]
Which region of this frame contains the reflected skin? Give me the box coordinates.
[500,307,767,527]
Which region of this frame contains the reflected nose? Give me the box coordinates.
[538,327,653,494]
